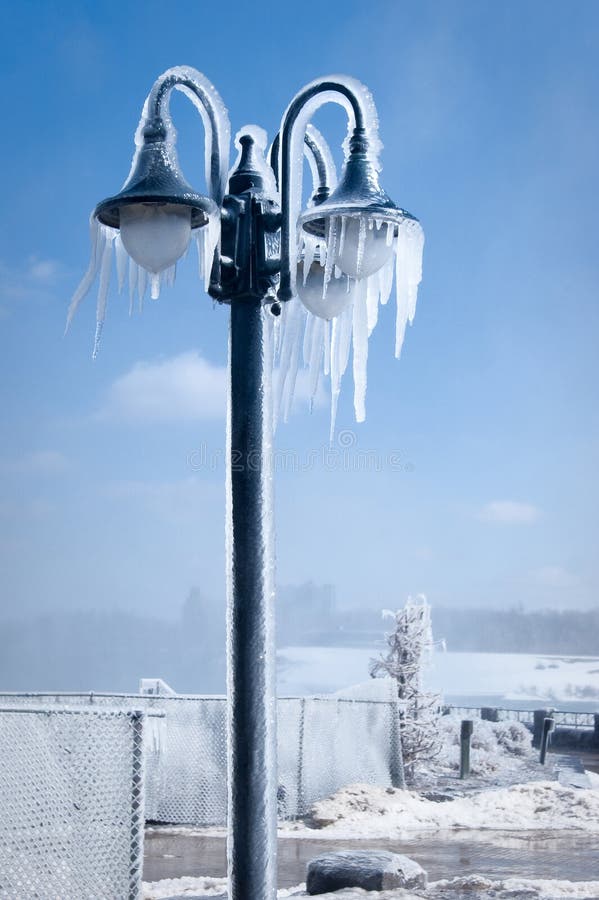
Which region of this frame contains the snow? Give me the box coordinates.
[142,875,599,899]
[283,779,599,837]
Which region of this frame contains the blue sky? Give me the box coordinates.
[0,0,598,620]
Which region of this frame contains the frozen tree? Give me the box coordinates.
[370,595,443,781]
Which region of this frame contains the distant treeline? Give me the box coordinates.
[0,589,596,693]
[432,606,599,656]
[0,591,226,694]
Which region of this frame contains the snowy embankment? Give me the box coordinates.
[282,779,599,837]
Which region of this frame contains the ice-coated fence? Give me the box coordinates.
[0,692,403,826]
[0,706,145,900]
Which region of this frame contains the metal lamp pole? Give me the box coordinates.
[76,66,420,900]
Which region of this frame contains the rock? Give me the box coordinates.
[306,850,427,894]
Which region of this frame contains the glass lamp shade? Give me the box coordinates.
[120,203,192,273]
[335,216,394,279]
[297,259,355,319]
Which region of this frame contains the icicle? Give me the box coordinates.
[352,280,369,422]
[366,274,379,336]
[195,231,205,284]
[138,266,147,313]
[65,217,104,333]
[356,217,367,277]
[378,256,394,307]
[385,221,394,246]
[150,273,161,300]
[334,265,342,280]
[114,235,127,294]
[128,257,138,316]
[165,263,177,287]
[323,216,339,298]
[274,297,304,426]
[92,230,115,359]
[328,302,353,443]
[406,222,424,324]
[323,320,331,376]
[338,216,347,260]
[395,233,409,359]
[307,316,324,411]
[303,310,315,367]
[302,237,316,286]
[202,227,211,293]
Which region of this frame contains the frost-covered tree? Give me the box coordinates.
[370,595,443,781]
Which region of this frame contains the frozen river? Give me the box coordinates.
[277,647,599,711]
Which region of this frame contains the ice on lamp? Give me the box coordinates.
[297,241,356,320]
[120,203,192,273]
[335,216,395,279]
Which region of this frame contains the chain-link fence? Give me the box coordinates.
[0,692,402,826]
[0,706,146,900]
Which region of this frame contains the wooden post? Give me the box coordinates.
[460,720,473,779]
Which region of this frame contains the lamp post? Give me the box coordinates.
[69,66,423,900]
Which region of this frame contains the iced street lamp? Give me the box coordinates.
[68,66,423,900]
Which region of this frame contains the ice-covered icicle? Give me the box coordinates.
[165,263,177,287]
[138,265,147,312]
[406,222,424,324]
[92,230,116,359]
[302,310,315,367]
[338,216,347,260]
[114,235,128,294]
[281,302,305,422]
[194,231,205,284]
[385,221,394,247]
[323,320,331,376]
[302,237,316,286]
[352,280,369,422]
[394,232,409,359]
[307,315,324,411]
[202,227,211,293]
[323,216,339,298]
[151,273,161,300]
[128,258,138,316]
[329,301,353,443]
[378,255,394,307]
[65,217,104,333]
[274,297,304,426]
[366,274,380,336]
[356,217,367,278]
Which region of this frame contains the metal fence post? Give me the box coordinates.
[129,710,145,900]
[296,698,306,816]
[533,708,554,748]
[460,720,473,779]
[539,716,555,765]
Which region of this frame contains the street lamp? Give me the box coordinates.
[68,65,423,900]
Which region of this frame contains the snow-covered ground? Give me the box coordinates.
[142,874,599,899]
[277,648,599,710]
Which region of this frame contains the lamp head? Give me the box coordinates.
[297,128,418,279]
[94,118,218,273]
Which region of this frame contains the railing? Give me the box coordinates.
[444,705,597,730]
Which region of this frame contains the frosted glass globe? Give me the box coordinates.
[120,203,192,273]
[297,260,355,319]
[336,216,394,279]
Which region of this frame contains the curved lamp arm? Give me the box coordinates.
[277,77,375,302]
[269,124,337,203]
[144,65,231,205]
